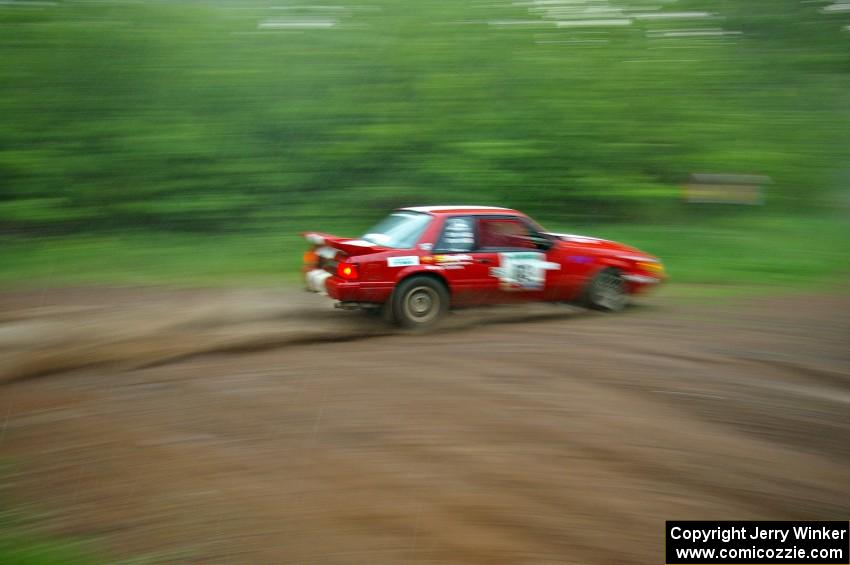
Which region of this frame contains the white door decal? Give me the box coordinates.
[491,252,560,290]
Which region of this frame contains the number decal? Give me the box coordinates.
[514,263,532,285]
[491,252,560,290]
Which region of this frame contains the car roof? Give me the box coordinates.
[399,205,520,215]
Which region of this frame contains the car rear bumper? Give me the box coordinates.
[326,276,393,303]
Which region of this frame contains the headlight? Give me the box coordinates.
[637,261,665,275]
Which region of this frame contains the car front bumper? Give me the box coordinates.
[623,273,664,294]
[622,274,662,284]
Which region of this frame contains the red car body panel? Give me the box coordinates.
[302,206,664,307]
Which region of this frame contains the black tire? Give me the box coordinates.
[392,276,449,329]
[583,268,628,312]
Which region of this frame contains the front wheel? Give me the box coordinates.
[392,276,449,329]
[583,268,628,312]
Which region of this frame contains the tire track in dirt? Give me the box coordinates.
[0,288,592,383]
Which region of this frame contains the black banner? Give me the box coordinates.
[666,521,849,564]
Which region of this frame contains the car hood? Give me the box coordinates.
[546,232,657,261]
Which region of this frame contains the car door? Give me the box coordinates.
[475,215,564,302]
[431,215,501,305]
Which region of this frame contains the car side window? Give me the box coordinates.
[477,216,538,250]
[435,216,476,252]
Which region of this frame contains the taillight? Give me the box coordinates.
[337,262,359,280]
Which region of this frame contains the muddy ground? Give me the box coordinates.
[1,287,849,563]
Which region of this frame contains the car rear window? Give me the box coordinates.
[362,212,432,249]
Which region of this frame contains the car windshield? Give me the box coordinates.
[362,212,432,249]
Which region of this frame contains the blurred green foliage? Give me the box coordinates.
[1,0,849,236]
[0,215,846,290]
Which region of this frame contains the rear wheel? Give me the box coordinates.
[584,268,628,312]
[392,276,449,329]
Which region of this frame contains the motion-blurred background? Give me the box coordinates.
[1,0,848,287]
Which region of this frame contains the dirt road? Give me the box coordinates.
[1,287,849,563]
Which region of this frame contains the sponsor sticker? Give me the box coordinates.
[434,254,473,265]
[387,256,420,267]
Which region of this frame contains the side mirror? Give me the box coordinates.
[530,234,553,250]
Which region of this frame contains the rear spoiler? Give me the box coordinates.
[301,232,385,257]
[302,231,337,246]
[328,238,384,256]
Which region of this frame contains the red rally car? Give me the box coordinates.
[302,206,664,328]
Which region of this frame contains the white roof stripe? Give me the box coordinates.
[402,205,513,212]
